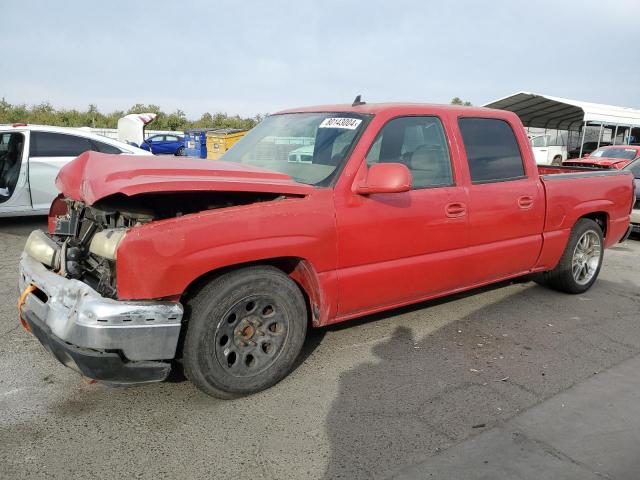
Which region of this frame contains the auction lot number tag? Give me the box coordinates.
[319,118,362,130]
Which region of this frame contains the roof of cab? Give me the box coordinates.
[274,102,504,117]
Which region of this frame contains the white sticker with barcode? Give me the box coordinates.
[319,117,362,129]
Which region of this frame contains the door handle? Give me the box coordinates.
[518,196,534,209]
[445,203,467,218]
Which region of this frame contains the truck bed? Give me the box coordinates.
[536,165,634,256]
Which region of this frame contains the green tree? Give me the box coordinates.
[0,98,259,131]
[450,97,472,106]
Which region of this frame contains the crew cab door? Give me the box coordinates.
[456,116,544,284]
[29,131,92,211]
[335,115,469,316]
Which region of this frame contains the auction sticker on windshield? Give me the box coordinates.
[319,118,362,129]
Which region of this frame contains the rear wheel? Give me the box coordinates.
[552,155,563,166]
[183,266,307,398]
[539,218,604,294]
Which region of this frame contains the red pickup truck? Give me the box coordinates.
[18,103,635,398]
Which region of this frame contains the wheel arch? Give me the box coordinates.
[180,256,327,327]
[580,211,608,237]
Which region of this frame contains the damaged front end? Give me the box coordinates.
[18,197,187,384]
[19,151,314,384]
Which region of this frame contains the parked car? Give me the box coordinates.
[622,158,640,234]
[140,134,185,156]
[568,141,611,159]
[530,134,567,165]
[18,103,634,398]
[0,124,152,217]
[563,145,640,170]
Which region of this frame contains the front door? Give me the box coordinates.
[335,115,469,317]
[0,131,31,213]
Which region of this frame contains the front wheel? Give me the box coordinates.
[183,266,308,398]
[540,218,604,294]
[175,146,185,156]
[552,155,563,166]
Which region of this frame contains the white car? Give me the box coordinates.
[0,124,152,217]
[530,134,567,166]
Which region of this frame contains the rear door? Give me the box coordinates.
[29,131,92,211]
[456,116,545,284]
[335,115,469,316]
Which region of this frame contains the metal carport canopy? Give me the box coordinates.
[484,92,640,130]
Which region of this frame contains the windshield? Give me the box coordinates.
[221,112,368,185]
[590,147,638,160]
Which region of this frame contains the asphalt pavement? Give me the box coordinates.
[1,217,639,479]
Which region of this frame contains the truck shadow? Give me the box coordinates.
[322,279,640,479]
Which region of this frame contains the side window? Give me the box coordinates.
[30,132,92,157]
[458,118,525,183]
[150,135,164,142]
[365,116,453,189]
[165,135,179,142]
[91,140,122,154]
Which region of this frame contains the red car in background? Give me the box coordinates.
[563,145,640,169]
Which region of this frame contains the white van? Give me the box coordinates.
[530,134,568,165]
[0,124,152,217]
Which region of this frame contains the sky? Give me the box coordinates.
[2,0,639,118]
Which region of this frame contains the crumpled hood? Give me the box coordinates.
[564,157,630,169]
[56,151,313,205]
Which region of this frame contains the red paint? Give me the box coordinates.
[563,145,640,170]
[56,152,312,205]
[54,104,635,327]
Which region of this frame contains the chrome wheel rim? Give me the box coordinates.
[214,295,289,378]
[572,230,601,285]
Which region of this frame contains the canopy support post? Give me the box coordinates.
[579,121,587,157]
[596,123,604,149]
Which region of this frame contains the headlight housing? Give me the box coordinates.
[89,228,127,260]
[24,230,61,269]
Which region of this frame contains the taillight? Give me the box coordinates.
[48,194,68,234]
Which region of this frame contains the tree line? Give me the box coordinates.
[0,97,472,132]
[0,98,262,131]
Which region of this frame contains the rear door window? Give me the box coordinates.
[458,118,525,183]
[30,132,92,157]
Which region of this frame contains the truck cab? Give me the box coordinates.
[530,133,567,165]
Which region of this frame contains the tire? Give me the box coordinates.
[183,266,307,398]
[552,155,563,166]
[175,146,185,156]
[540,218,604,294]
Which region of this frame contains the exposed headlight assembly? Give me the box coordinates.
[24,230,61,269]
[89,229,127,260]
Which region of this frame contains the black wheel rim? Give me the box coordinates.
[214,295,289,378]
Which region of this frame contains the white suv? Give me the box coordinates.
[0,124,152,217]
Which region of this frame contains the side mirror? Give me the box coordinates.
[355,163,412,195]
